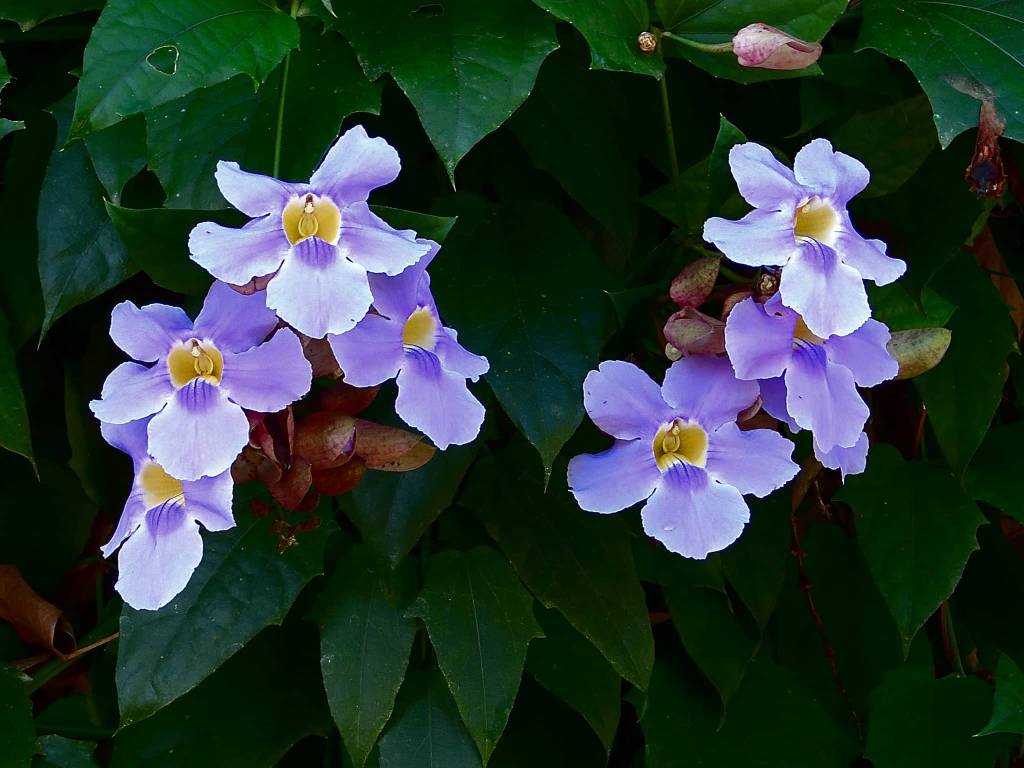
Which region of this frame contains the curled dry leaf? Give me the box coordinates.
[0,565,75,655]
[267,458,316,512]
[888,328,953,380]
[670,256,720,308]
[663,307,726,356]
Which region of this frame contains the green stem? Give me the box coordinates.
[272,0,302,178]
[26,632,119,695]
[658,72,684,227]
[661,31,734,54]
[719,263,746,283]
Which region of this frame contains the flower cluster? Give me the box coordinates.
[570,139,903,559]
[91,127,488,609]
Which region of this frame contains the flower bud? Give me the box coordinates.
[887,328,952,380]
[663,307,726,356]
[670,255,720,308]
[638,31,658,54]
[732,23,821,71]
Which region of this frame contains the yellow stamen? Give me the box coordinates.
[282,193,341,245]
[653,419,708,471]
[167,339,224,388]
[402,307,438,350]
[794,197,839,246]
[140,461,184,509]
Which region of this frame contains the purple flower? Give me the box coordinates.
[188,126,432,338]
[703,139,906,338]
[99,418,234,611]
[328,250,489,449]
[725,294,897,453]
[567,357,798,560]
[90,282,312,481]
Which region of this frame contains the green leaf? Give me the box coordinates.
[837,445,984,655]
[707,114,747,217]
[865,668,1009,768]
[638,655,859,767]
[530,0,662,77]
[332,0,558,179]
[968,424,1024,524]
[0,665,35,768]
[244,19,381,182]
[83,116,148,204]
[468,461,654,689]
[115,500,333,727]
[110,627,331,767]
[432,201,609,472]
[662,0,847,83]
[406,548,543,763]
[980,655,1024,736]
[35,735,98,768]
[105,204,241,295]
[71,0,298,137]
[369,207,457,244]
[0,308,33,469]
[313,546,418,768]
[346,444,476,567]
[509,50,639,236]
[0,0,101,31]
[145,76,258,210]
[915,254,1017,473]
[869,282,955,332]
[38,93,135,339]
[721,492,791,630]
[525,608,620,753]
[377,668,481,768]
[0,119,24,142]
[858,0,1024,147]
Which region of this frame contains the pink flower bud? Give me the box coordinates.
[732,23,822,71]
[669,255,720,309]
[663,307,726,356]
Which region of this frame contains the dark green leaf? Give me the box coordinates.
[707,114,746,217]
[531,0,662,77]
[377,668,481,768]
[116,500,333,727]
[111,627,331,768]
[721,492,791,630]
[333,0,558,179]
[145,76,258,210]
[38,93,135,338]
[865,668,1009,768]
[0,664,35,768]
[870,282,956,332]
[72,0,298,136]
[0,308,33,469]
[858,0,1024,147]
[406,548,542,763]
[968,424,1024,523]
[347,444,476,567]
[244,19,381,181]
[0,0,101,31]
[83,116,147,203]
[525,608,620,753]
[432,201,609,471]
[35,735,98,768]
[837,445,984,654]
[980,655,1024,736]
[313,546,418,768]
[468,461,654,689]
[0,120,24,141]
[105,204,241,295]
[370,207,457,244]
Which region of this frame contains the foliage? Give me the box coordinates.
[1,1,1023,766]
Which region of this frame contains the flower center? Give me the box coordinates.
[402,306,439,350]
[653,419,708,471]
[166,338,224,388]
[793,315,824,345]
[794,197,839,246]
[140,461,185,509]
[282,193,341,245]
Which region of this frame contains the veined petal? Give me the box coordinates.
[785,343,868,450]
[114,501,203,611]
[567,439,660,514]
[824,319,898,388]
[188,214,290,286]
[641,463,750,560]
[327,313,405,387]
[90,362,173,424]
[267,238,373,338]
[367,242,439,320]
[338,203,432,276]
[836,221,906,286]
[100,418,152,467]
[221,329,312,412]
[815,431,868,480]
[705,421,798,497]
[779,241,870,338]
[100,491,146,558]
[147,380,250,481]
[728,142,801,208]
[309,125,401,205]
[792,138,870,205]
[703,208,799,267]
[758,376,799,432]
[395,348,485,449]
[582,360,670,440]
[214,160,298,217]
[661,356,759,431]
[437,328,489,381]
[182,470,235,532]
[109,301,192,362]
[724,297,795,380]
[193,281,279,354]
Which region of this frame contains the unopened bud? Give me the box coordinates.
[887,328,952,380]
[663,307,726,356]
[638,31,658,54]
[670,256,720,309]
[732,23,821,71]
[665,343,682,361]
